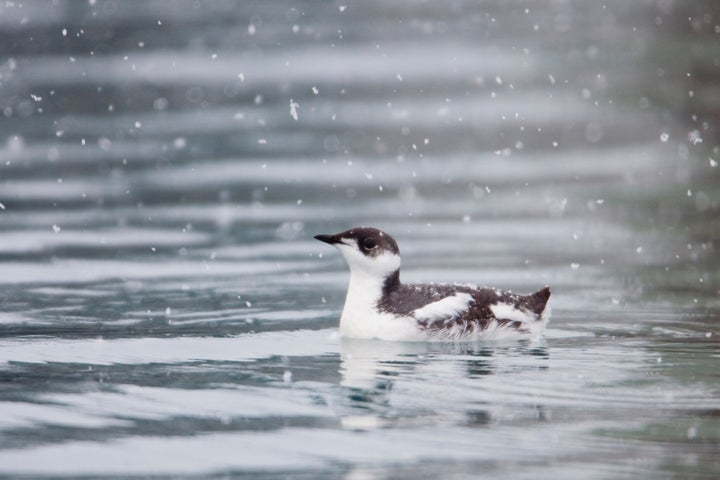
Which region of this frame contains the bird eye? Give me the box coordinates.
[361,237,377,250]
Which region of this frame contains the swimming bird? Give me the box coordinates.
[315,227,550,341]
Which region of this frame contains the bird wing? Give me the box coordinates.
[489,286,551,323]
[488,302,536,324]
[410,292,474,322]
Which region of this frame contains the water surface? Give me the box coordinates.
[0,1,718,478]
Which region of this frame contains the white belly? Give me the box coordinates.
[340,306,422,341]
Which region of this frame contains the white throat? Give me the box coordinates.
[341,268,387,333]
[333,244,418,340]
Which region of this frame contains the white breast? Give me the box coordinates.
[339,269,422,341]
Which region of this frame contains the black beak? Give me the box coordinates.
[314,234,340,245]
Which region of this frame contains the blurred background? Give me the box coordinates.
[0,1,718,478]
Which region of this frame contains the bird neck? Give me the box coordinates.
[340,268,405,338]
[342,268,400,319]
[381,269,401,296]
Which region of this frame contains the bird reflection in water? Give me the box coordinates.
[337,339,549,430]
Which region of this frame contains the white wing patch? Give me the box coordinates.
[489,302,535,324]
[411,293,474,322]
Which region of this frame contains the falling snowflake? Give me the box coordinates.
[289,98,299,120]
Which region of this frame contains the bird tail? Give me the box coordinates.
[525,286,551,318]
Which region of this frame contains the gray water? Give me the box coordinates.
[1,1,719,478]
